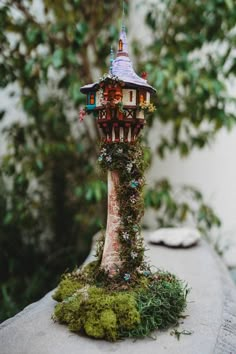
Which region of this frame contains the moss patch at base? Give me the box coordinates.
[52,264,188,341]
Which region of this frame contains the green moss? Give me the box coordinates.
[84,315,105,339]
[54,295,83,330]
[112,293,140,330]
[53,283,141,341]
[84,287,140,340]
[52,277,83,302]
[53,270,188,341]
[86,309,117,341]
[100,309,117,332]
[79,261,99,281]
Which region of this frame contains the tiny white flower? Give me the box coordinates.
[126,163,133,173]
[131,251,138,259]
[101,148,107,154]
[122,232,129,240]
[130,195,136,204]
[127,216,133,223]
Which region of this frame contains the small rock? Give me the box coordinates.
[149,227,201,248]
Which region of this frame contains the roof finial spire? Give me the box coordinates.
[117,0,128,55]
[109,46,114,74]
[122,0,126,31]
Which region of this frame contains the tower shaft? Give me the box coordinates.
[101,170,122,274]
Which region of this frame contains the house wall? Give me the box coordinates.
[146,92,150,103]
[96,90,102,107]
[122,89,136,106]
[137,110,144,119]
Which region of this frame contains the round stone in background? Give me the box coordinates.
[148,227,201,248]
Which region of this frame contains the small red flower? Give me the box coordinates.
[79,108,86,122]
[141,72,148,80]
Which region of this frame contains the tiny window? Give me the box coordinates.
[90,93,95,105]
[129,91,133,102]
[140,94,144,103]
[118,39,123,51]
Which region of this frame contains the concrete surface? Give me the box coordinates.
[0,237,236,354]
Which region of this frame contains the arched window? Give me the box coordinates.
[129,91,133,102]
[90,93,95,105]
[118,39,123,51]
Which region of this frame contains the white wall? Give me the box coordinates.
[148,128,236,236]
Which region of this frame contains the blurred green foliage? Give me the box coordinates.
[0,0,235,321]
[144,179,221,236]
[136,0,236,156]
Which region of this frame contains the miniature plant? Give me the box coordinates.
[139,101,156,113]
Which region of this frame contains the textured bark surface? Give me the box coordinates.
[101,170,122,274]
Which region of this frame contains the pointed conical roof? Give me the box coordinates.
[80,25,156,94]
[111,26,155,93]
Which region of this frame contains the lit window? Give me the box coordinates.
[140,94,144,103]
[90,93,95,105]
[118,39,123,51]
[129,91,133,102]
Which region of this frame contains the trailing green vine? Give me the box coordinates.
[98,139,149,278]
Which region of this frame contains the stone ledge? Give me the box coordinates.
[0,236,236,354]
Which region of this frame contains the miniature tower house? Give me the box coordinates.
[80,25,156,144]
[80,25,156,274]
